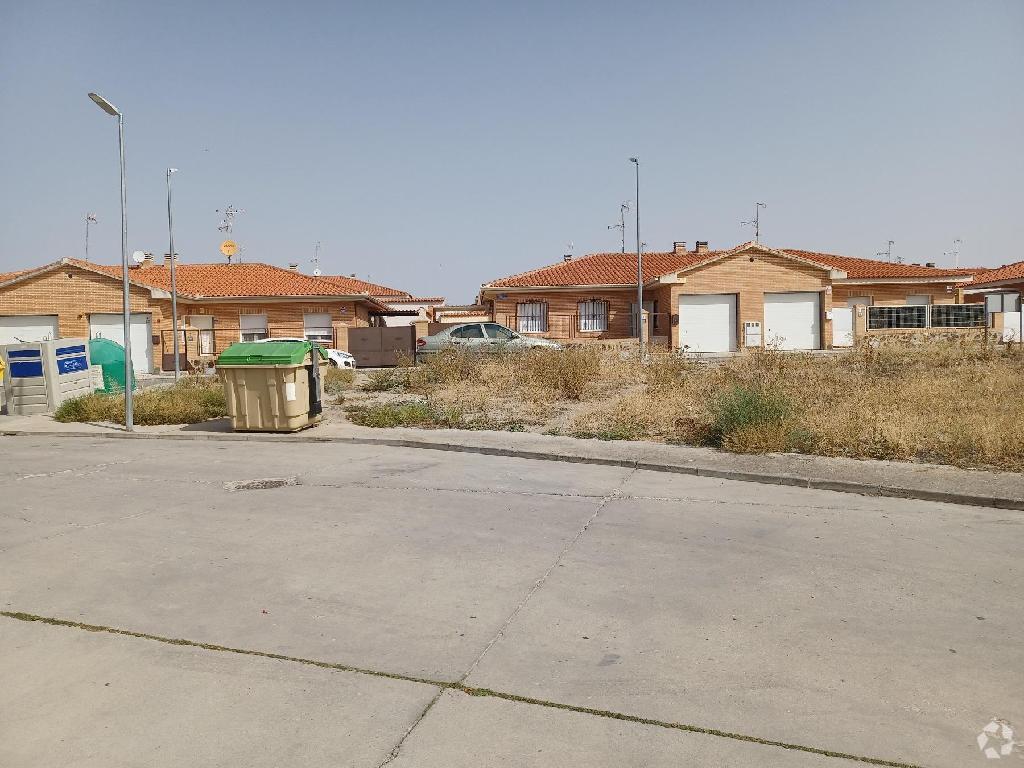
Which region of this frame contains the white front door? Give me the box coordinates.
[832,307,854,347]
[764,292,820,350]
[90,313,153,374]
[0,315,58,345]
[678,294,737,353]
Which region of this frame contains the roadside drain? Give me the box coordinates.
[223,477,299,491]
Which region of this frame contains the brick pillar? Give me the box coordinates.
[853,304,868,342]
[333,323,350,352]
[640,309,651,345]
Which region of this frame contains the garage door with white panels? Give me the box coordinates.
[678,294,737,353]
[0,315,58,346]
[763,292,820,350]
[89,313,154,374]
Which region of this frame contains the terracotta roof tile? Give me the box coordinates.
[968,260,1024,287]
[483,249,721,288]
[484,243,981,288]
[66,259,384,299]
[320,275,411,297]
[781,249,976,279]
[0,269,28,284]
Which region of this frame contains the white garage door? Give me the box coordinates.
[0,315,58,345]
[678,294,737,353]
[764,292,820,350]
[90,313,153,374]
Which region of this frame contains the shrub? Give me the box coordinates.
[323,367,355,395]
[54,376,227,425]
[708,384,793,449]
[345,400,462,428]
[362,368,409,392]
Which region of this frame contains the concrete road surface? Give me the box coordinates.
[0,435,1020,767]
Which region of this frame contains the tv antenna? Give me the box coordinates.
[741,202,766,243]
[876,240,897,263]
[216,205,244,235]
[312,241,322,276]
[606,201,632,253]
[84,213,97,260]
[944,238,962,268]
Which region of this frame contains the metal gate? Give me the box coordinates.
[346,326,415,367]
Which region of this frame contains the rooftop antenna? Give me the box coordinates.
[311,240,322,277]
[740,202,766,242]
[84,213,97,260]
[948,238,962,268]
[216,205,245,263]
[876,240,896,263]
[606,201,632,253]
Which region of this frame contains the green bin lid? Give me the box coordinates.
[216,341,327,366]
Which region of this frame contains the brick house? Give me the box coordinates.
[479,241,980,352]
[964,260,1024,340]
[0,256,396,373]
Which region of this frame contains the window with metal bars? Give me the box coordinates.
[516,302,547,333]
[577,300,608,332]
[930,304,986,328]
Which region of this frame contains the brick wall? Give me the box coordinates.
[490,288,640,340]
[832,283,960,306]
[0,266,169,370]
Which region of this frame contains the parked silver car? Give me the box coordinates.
[416,322,561,356]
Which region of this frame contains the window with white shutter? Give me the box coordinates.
[577,300,608,332]
[516,302,547,333]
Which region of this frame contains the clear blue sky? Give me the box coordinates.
[1,0,1021,302]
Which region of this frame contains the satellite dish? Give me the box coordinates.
[220,240,238,257]
[313,268,322,277]
[131,250,146,265]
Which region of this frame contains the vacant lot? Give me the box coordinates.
[337,341,1024,472]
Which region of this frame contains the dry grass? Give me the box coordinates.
[323,366,356,395]
[346,341,1024,471]
[54,376,227,426]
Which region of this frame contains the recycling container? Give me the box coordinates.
[216,341,327,432]
[88,337,135,393]
[0,339,93,415]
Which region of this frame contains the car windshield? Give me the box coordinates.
[484,323,515,340]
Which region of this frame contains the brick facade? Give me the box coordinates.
[0,262,380,371]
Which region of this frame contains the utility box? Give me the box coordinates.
[0,339,93,415]
[743,321,762,348]
[216,341,327,432]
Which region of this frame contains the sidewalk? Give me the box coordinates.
[2,413,1022,510]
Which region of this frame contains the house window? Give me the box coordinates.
[578,300,608,332]
[985,292,1021,314]
[187,315,215,355]
[239,313,268,341]
[516,302,547,333]
[303,312,333,345]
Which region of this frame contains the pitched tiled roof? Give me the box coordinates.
[968,260,1024,287]
[483,249,723,288]
[320,275,411,298]
[483,243,980,288]
[58,259,390,301]
[781,249,976,279]
[0,269,27,283]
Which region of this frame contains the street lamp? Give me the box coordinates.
[88,91,133,431]
[629,157,642,351]
[166,168,180,381]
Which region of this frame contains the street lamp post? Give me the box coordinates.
[629,157,642,352]
[88,92,133,431]
[166,168,180,381]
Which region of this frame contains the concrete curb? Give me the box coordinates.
[3,428,1023,511]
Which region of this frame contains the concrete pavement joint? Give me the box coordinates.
[0,610,926,768]
[3,430,1021,510]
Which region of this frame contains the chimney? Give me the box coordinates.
[350,273,357,278]
[925,262,936,268]
[695,241,709,254]
[140,252,154,269]
[163,252,178,266]
[673,241,687,255]
[288,263,299,271]
[563,254,573,262]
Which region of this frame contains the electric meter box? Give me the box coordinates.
[0,339,93,415]
[744,321,762,348]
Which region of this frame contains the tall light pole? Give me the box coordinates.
[88,92,133,431]
[84,213,97,259]
[166,168,180,380]
[629,158,642,351]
